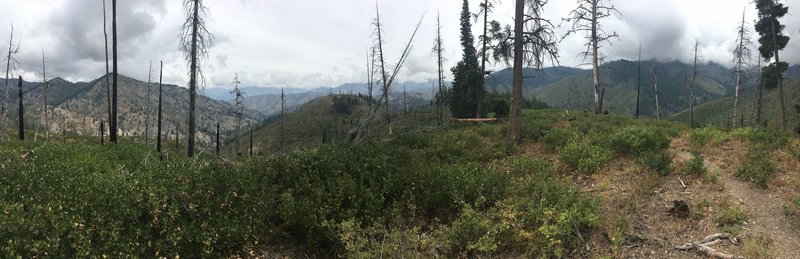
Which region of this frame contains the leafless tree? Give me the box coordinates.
[732,8,752,128]
[495,0,559,142]
[17,76,23,140]
[102,0,112,138]
[2,23,21,135]
[653,62,661,121]
[690,39,701,128]
[280,87,285,154]
[564,0,619,114]
[433,12,447,125]
[231,73,244,155]
[145,60,152,146]
[754,58,764,127]
[41,48,50,141]
[110,0,119,143]
[635,44,641,118]
[180,0,213,157]
[351,3,423,143]
[157,61,163,153]
[474,0,498,117]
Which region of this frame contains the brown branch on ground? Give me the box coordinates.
[675,233,742,259]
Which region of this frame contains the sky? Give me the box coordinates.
[1,0,799,89]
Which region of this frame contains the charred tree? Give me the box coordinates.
[231,73,244,155]
[732,8,752,128]
[157,61,163,153]
[180,0,213,156]
[690,39,701,128]
[17,76,23,140]
[103,0,112,138]
[635,45,641,118]
[433,12,447,125]
[110,0,118,143]
[564,0,620,114]
[2,23,21,134]
[42,48,49,141]
[653,62,661,121]
[493,0,559,142]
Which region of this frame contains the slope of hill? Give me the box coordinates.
[1,75,265,146]
[672,77,800,129]
[234,94,369,155]
[5,108,799,258]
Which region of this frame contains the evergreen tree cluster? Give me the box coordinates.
[450,0,485,118]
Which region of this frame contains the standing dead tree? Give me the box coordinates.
[41,48,50,141]
[754,58,764,127]
[180,0,213,157]
[474,0,498,118]
[635,44,641,118]
[145,60,152,146]
[231,73,244,156]
[157,61,163,153]
[564,0,619,114]
[111,0,119,143]
[351,4,424,143]
[732,8,752,128]
[690,39,702,128]
[491,0,559,142]
[280,87,285,154]
[102,0,112,139]
[17,76,23,140]
[2,23,21,135]
[433,11,447,125]
[653,62,661,121]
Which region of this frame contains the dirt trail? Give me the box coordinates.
[672,137,800,258]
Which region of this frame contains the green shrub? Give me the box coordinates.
[689,126,727,150]
[508,157,555,176]
[639,150,672,175]
[747,128,789,150]
[511,175,599,257]
[560,140,614,174]
[683,154,707,176]
[609,126,670,155]
[736,148,776,188]
[541,128,580,149]
[444,206,497,254]
[717,204,747,235]
[519,110,559,141]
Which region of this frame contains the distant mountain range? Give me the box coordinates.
[486,60,800,118]
[0,75,264,147]
[2,60,797,143]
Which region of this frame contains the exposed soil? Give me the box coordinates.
[569,134,800,258]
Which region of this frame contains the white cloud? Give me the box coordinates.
[1,0,799,89]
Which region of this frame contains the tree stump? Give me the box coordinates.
[669,200,690,218]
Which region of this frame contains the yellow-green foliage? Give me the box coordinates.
[560,140,614,174]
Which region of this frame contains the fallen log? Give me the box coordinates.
[675,233,741,259]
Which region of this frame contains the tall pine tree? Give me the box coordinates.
[450,0,483,118]
[754,0,789,130]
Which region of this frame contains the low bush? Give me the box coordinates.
[716,204,747,235]
[560,140,614,174]
[639,150,672,175]
[541,127,580,149]
[609,126,670,155]
[689,126,728,150]
[683,154,707,176]
[736,148,776,188]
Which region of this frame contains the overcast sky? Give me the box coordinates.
[1,0,799,89]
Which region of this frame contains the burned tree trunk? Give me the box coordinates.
[157,61,163,153]
[17,76,23,140]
